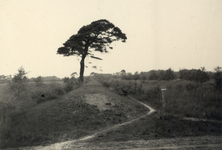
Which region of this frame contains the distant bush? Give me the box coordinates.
[213,71,222,90]
[163,68,176,80]
[179,69,210,83]
[63,77,80,92]
[8,67,29,97]
[99,79,140,95]
[122,69,176,81]
[32,82,65,104]
[144,86,161,99]
[49,81,66,95]
[33,76,44,87]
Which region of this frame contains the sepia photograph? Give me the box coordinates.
[0,0,221,149]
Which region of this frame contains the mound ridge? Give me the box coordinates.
[4,80,148,148]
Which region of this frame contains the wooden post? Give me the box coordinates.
[161,88,166,108]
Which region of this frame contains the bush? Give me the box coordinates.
[185,82,198,91]
[214,71,222,90]
[179,69,210,83]
[8,67,29,97]
[63,77,80,92]
[31,82,65,104]
[49,82,66,95]
[145,86,161,99]
[33,76,44,87]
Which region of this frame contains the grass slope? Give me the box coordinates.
[0,80,147,148]
[88,113,222,143]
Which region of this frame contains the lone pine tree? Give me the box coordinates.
[57,19,127,83]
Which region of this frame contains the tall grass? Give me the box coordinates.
[164,81,221,120]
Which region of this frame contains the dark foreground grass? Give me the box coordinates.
[1,100,105,148]
[89,113,222,143]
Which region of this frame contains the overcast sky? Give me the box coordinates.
[0,0,221,78]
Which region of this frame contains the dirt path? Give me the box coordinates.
[128,96,156,115]
[183,117,222,123]
[17,91,156,150]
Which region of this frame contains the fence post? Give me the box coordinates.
[161,88,166,108]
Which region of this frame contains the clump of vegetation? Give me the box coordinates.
[8,67,29,98]
[213,66,222,90]
[63,77,81,92]
[31,81,66,104]
[179,68,210,83]
[149,68,176,80]
[121,68,176,81]
[33,76,44,87]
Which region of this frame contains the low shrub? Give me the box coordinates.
[213,71,222,90]
[185,82,198,91]
[30,82,67,104]
[8,67,29,98]
[145,86,161,99]
[49,82,66,95]
[63,77,80,93]
[33,76,44,87]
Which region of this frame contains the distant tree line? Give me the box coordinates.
[122,68,176,81]
[178,69,210,83]
[0,75,12,84]
[30,76,62,82]
[119,68,218,84]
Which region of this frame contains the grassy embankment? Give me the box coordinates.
[88,114,221,143]
[0,80,147,149]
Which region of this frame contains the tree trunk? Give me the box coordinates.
[79,55,86,84]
